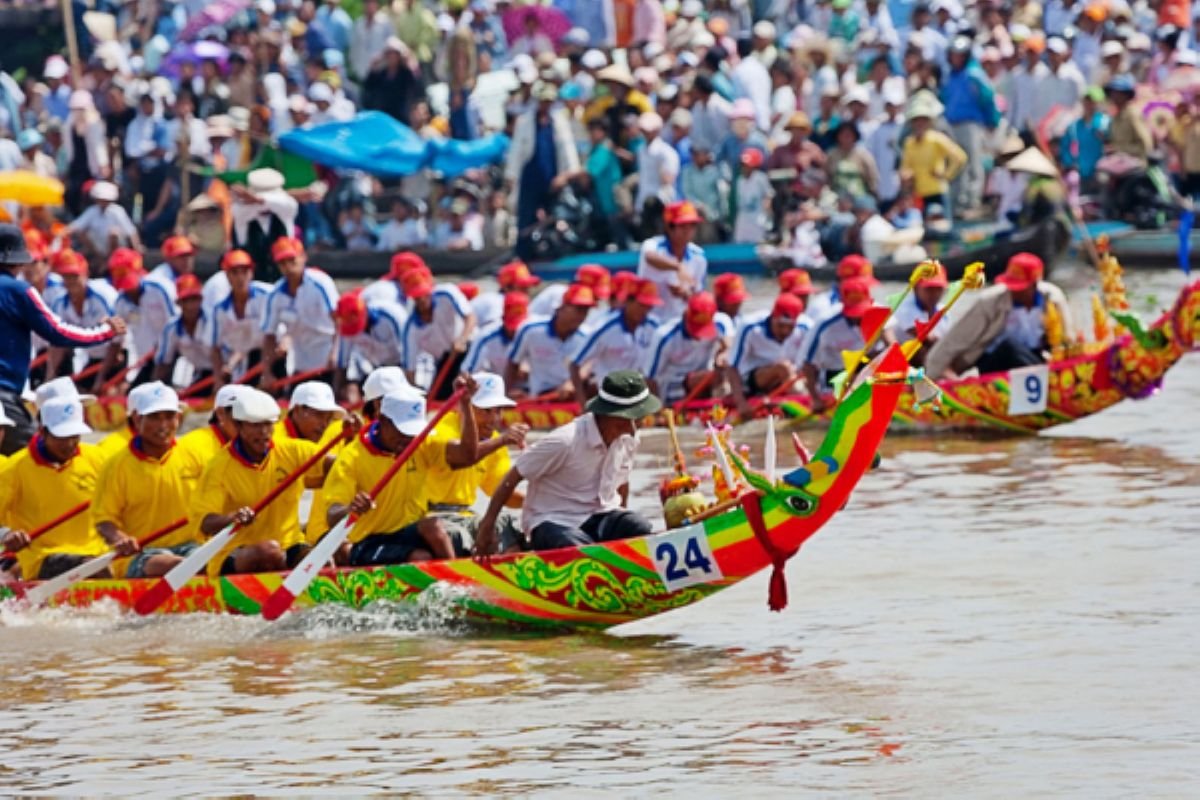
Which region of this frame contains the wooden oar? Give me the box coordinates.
[22,516,188,607]
[133,428,347,616]
[29,352,48,372]
[260,387,467,621]
[268,366,330,393]
[98,350,155,395]
[68,360,105,384]
[0,501,91,562]
[673,370,716,415]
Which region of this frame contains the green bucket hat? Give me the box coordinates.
[586,370,662,420]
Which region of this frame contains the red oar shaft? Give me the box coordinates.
[426,351,458,403]
[268,366,329,393]
[98,350,155,394]
[674,370,717,415]
[0,501,91,560]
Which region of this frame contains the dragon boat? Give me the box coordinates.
[1,347,910,627]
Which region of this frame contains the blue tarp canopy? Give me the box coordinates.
[278,111,509,178]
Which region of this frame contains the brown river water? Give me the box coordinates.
[0,264,1196,795]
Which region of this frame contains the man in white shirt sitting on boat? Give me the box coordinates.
[400,264,476,400]
[464,292,529,378]
[637,200,708,323]
[209,250,272,390]
[471,260,540,331]
[331,289,406,401]
[475,370,662,554]
[891,261,950,364]
[361,251,425,308]
[729,293,812,413]
[801,279,891,410]
[259,237,339,388]
[569,279,661,404]
[505,283,594,400]
[646,292,730,403]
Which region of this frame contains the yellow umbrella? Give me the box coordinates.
[0,171,65,206]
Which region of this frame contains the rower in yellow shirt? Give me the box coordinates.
[94,383,205,579]
[93,382,163,463]
[424,372,527,552]
[177,383,248,463]
[190,389,347,575]
[900,91,968,211]
[0,396,107,580]
[320,376,478,566]
[275,381,345,545]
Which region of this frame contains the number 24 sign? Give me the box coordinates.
[1007,364,1049,415]
[649,524,724,592]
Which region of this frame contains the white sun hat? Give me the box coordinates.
[363,367,421,402]
[40,396,92,438]
[290,381,342,413]
[232,389,281,423]
[35,377,96,410]
[215,384,252,409]
[471,372,516,409]
[381,392,427,436]
[131,382,182,417]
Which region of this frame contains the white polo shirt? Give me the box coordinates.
[360,277,405,308]
[210,282,272,362]
[336,301,407,370]
[801,311,866,384]
[527,284,566,319]
[147,263,189,297]
[471,291,503,331]
[507,316,585,395]
[892,291,949,343]
[156,312,214,372]
[114,276,176,361]
[463,321,516,375]
[202,271,230,310]
[570,309,658,384]
[515,412,637,532]
[733,311,812,379]
[260,268,339,373]
[51,280,120,359]
[647,319,722,402]
[636,237,708,322]
[401,283,471,369]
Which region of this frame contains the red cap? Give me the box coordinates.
[997,252,1044,291]
[458,280,480,300]
[108,247,144,276]
[772,292,805,321]
[839,278,874,319]
[611,271,640,303]
[740,147,764,168]
[574,264,612,300]
[176,273,203,300]
[683,291,719,339]
[503,290,530,328]
[163,235,196,258]
[664,200,703,225]
[836,254,878,285]
[51,249,88,277]
[917,261,949,288]
[221,249,254,271]
[631,278,664,307]
[271,236,304,263]
[388,251,426,279]
[498,260,541,290]
[562,282,597,308]
[335,290,369,336]
[712,273,749,304]
[111,268,144,292]
[778,268,815,297]
[401,265,435,299]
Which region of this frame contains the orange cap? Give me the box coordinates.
[574,264,612,300]
[176,273,203,300]
[631,279,664,307]
[108,247,144,276]
[270,236,304,263]
[740,148,764,169]
[401,265,435,299]
[836,254,878,285]
[610,271,640,303]
[388,251,427,279]
[335,290,369,336]
[664,200,703,226]
[713,273,749,304]
[839,278,874,319]
[562,282,597,308]
[458,280,480,300]
[683,291,719,339]
[163,235,196,258]
[1024,33,1046,54]
[997,252,1044,291]
[221,249,255,271]
[498,259,541,289]
[23,230,47,261]
[51,249,88,276]
[917,261,949,288]
[778,268,815,297]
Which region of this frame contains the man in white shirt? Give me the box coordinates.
[332,290,407,396]
[570,280,661,403]
[259,237,339,385]
[399,265,476,400]
[801,279,889,409]
[634,112,680,217]
[148,235,198,298]
[730,292,811,409]
[863,84,907,206]
[475,370,661,554]
[731,38,772,132]
[110,249,176,375]
[636,200,708,322]
[350,0,392,81]
[1044,38,1086,116]
[891,262,950,358]
[646,291,729,402]
[374,199,428,251]
[361,252,425,308]
[506,283,595,399]
[1006,38,1052,135]
[64,182,141,259]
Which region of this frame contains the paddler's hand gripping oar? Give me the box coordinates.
[133,425,350,616]
[0,501,91,562]
[22,516,189,607]
[259,386,468,621]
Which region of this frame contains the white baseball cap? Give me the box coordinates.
[90,181,119,202]
[381,392,427,436]
[363,367,421,402]
[290,381,342,413]
[232,389,280,423]
[44,55,69,80]
[215,384,252,409]
[40,396,92,438]
[131,382,181,416]
[35,377,96,410]
[471,372,516,409]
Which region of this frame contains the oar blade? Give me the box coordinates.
[24,551,117,607]
[133,524,236,615]
[262,517,353,621]
[860,305,892,343]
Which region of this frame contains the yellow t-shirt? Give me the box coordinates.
[901,130,968,199]
[94,438,206,574]
[318,425,446,543]
[190,437,324,571]
[272,415,343,545]
[0,440,107,580]
[177,423,231,466]
[425,410,509,510]
[94,423,135,464]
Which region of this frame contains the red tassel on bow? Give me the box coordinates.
[742,492,798,612]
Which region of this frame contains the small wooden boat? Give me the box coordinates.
[1,347,911,626]
[1079,220,1200,269]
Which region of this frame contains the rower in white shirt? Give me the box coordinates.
[47,249,123,388]
[646,291,730,403]
[801,279,892,410]
[471,260,541,330]
[361,251,424,307]
[147,235,198,299]
[712,273,750,336]
[464,292,529,377]
[806,255,875,321]
[527,263,613,325]
[209,250,272,387]
[890,262,950,360]
[399,265,476,399]
[259,237,339,385]
[505,283,594,399]
[637,200,708,323]
[730,293,812,412]
[155,274,214,388]
[332,290,407,397]
[569,279,661,403]
[109,248,176,382]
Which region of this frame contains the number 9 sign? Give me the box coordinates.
[649,524,724,592]
[1007,364,1050,415]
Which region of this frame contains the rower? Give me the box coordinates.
[360,251,425,308]
[647,291,731,403]
[730,293,812,407]
[801,278,891,410]
[190,389,342,574]
[321,377,480,566]
[259,237,339,389]
[475,370,661,554]
[361,366,421,421]
[153,274,214,390]
[464,291,529,378]
[569,279,661,403]
[528,263,612,319]
[807,254,876,321]
[94,383,204,578]
[609,270,640,310]
[176,383,249,463]
[400,265,476,400]
[712,273,749,333]
[110,248,176,386]
[209,250,271,390]
[94,381,164,463]
[892,261,950,362]
[925,253,1074,380]
[778,268,816,301]
[278,381,343,445]
[148,235,198,297]
[46,249,124,391]
[422,372,528,553]
[332,289,407,401]
[472,260,540,329]
[637,200,708,322]
[505,283,594,400]
[0,396,108,580]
